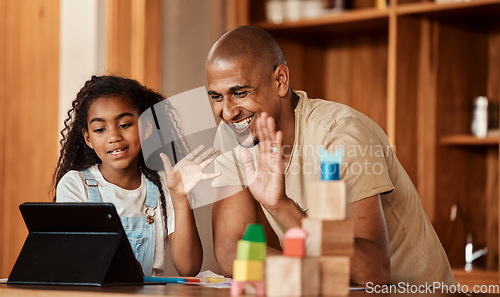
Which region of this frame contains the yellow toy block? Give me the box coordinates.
[233,259,263,281]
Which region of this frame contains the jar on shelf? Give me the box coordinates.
[471,96,488,138]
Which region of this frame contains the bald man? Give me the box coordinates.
[207,26,454,286]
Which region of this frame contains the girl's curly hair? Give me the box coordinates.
[52,75,186,231]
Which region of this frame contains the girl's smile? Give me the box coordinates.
[108,146,128,158]
[82,96,142,182]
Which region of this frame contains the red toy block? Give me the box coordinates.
[283,227,307,258]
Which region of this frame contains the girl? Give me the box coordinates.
[52,75,220,277]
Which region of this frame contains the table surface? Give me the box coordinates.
[0,283,498,297]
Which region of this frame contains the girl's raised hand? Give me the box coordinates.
[160,145,221,198]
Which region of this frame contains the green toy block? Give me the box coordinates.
[237,240,266,261]
[242,224,266,243]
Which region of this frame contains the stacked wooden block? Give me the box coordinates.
[304,179,353,296]
[266,179,353,296]
[266,228,320,296]
[231,224,266,296]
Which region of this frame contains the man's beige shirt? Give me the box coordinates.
[213,91,455,285]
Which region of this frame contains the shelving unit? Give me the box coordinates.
[254,8,389,32]
[232,0,500,280]
[441,134,500,146]
[397,0,500,15]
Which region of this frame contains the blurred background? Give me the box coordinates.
[0,0,499,286]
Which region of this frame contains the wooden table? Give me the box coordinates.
[0,283,498,297]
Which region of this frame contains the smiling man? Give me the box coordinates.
[206,25,455,286]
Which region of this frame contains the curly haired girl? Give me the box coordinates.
[52,75,220,277]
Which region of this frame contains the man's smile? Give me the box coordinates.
[230,114,256,133]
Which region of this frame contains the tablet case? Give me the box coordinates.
[7,202,144,286]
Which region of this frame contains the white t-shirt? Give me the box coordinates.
[56,164,175,275]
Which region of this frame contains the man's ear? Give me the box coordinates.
[82,129,94,149]
[274,64,290,97]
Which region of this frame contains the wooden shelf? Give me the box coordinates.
[440,134,500,146]
[397,0,500,16]
[252,0,500,32]
[250,0,500,36]
[239,0,500,274]
[252,8,389,36]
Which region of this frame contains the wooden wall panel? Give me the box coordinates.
[434,18,490,268]
[107,0,132,78]
[0,0,6,279]
[416,18,439,223]
[324,34,388,131]
[487,22,500,271]
[325,39,352,104]
[303,44,326,99]
[393,16,439,222]
[227,0,250,28]
[107,0,161,90]
[386,3,397,146]
[276,33,388,131]
[143,0,162,89]
[394,16,420,197]
[275,38,306,91]
[486,149,499,270]
[0,0,59,278]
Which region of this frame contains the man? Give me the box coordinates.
[206,25,454,285]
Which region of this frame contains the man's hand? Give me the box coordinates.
[240,112,305,231]
[240,112,286,210]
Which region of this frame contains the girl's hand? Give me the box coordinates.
[160,145,221,198]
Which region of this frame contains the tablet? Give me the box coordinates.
[8,202,144,286]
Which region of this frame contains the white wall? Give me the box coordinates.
[162,0,227,97]
[161,0,228,276]
[59,0,107,133]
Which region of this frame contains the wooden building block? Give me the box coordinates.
[237,240,266,261]
[243,224,266,242]
[319,256,350,296]
[307,180,350,220]
[302,218,354,257]
[231,280,265,296]
[283,238,305,258]
[266,256,319,296]
[233,259,263,281]
[283,227,307,258]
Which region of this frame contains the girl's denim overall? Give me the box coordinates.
[81,169,157,276]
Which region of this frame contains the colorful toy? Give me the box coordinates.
[231,224,266,296]
[283,227,307,258]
